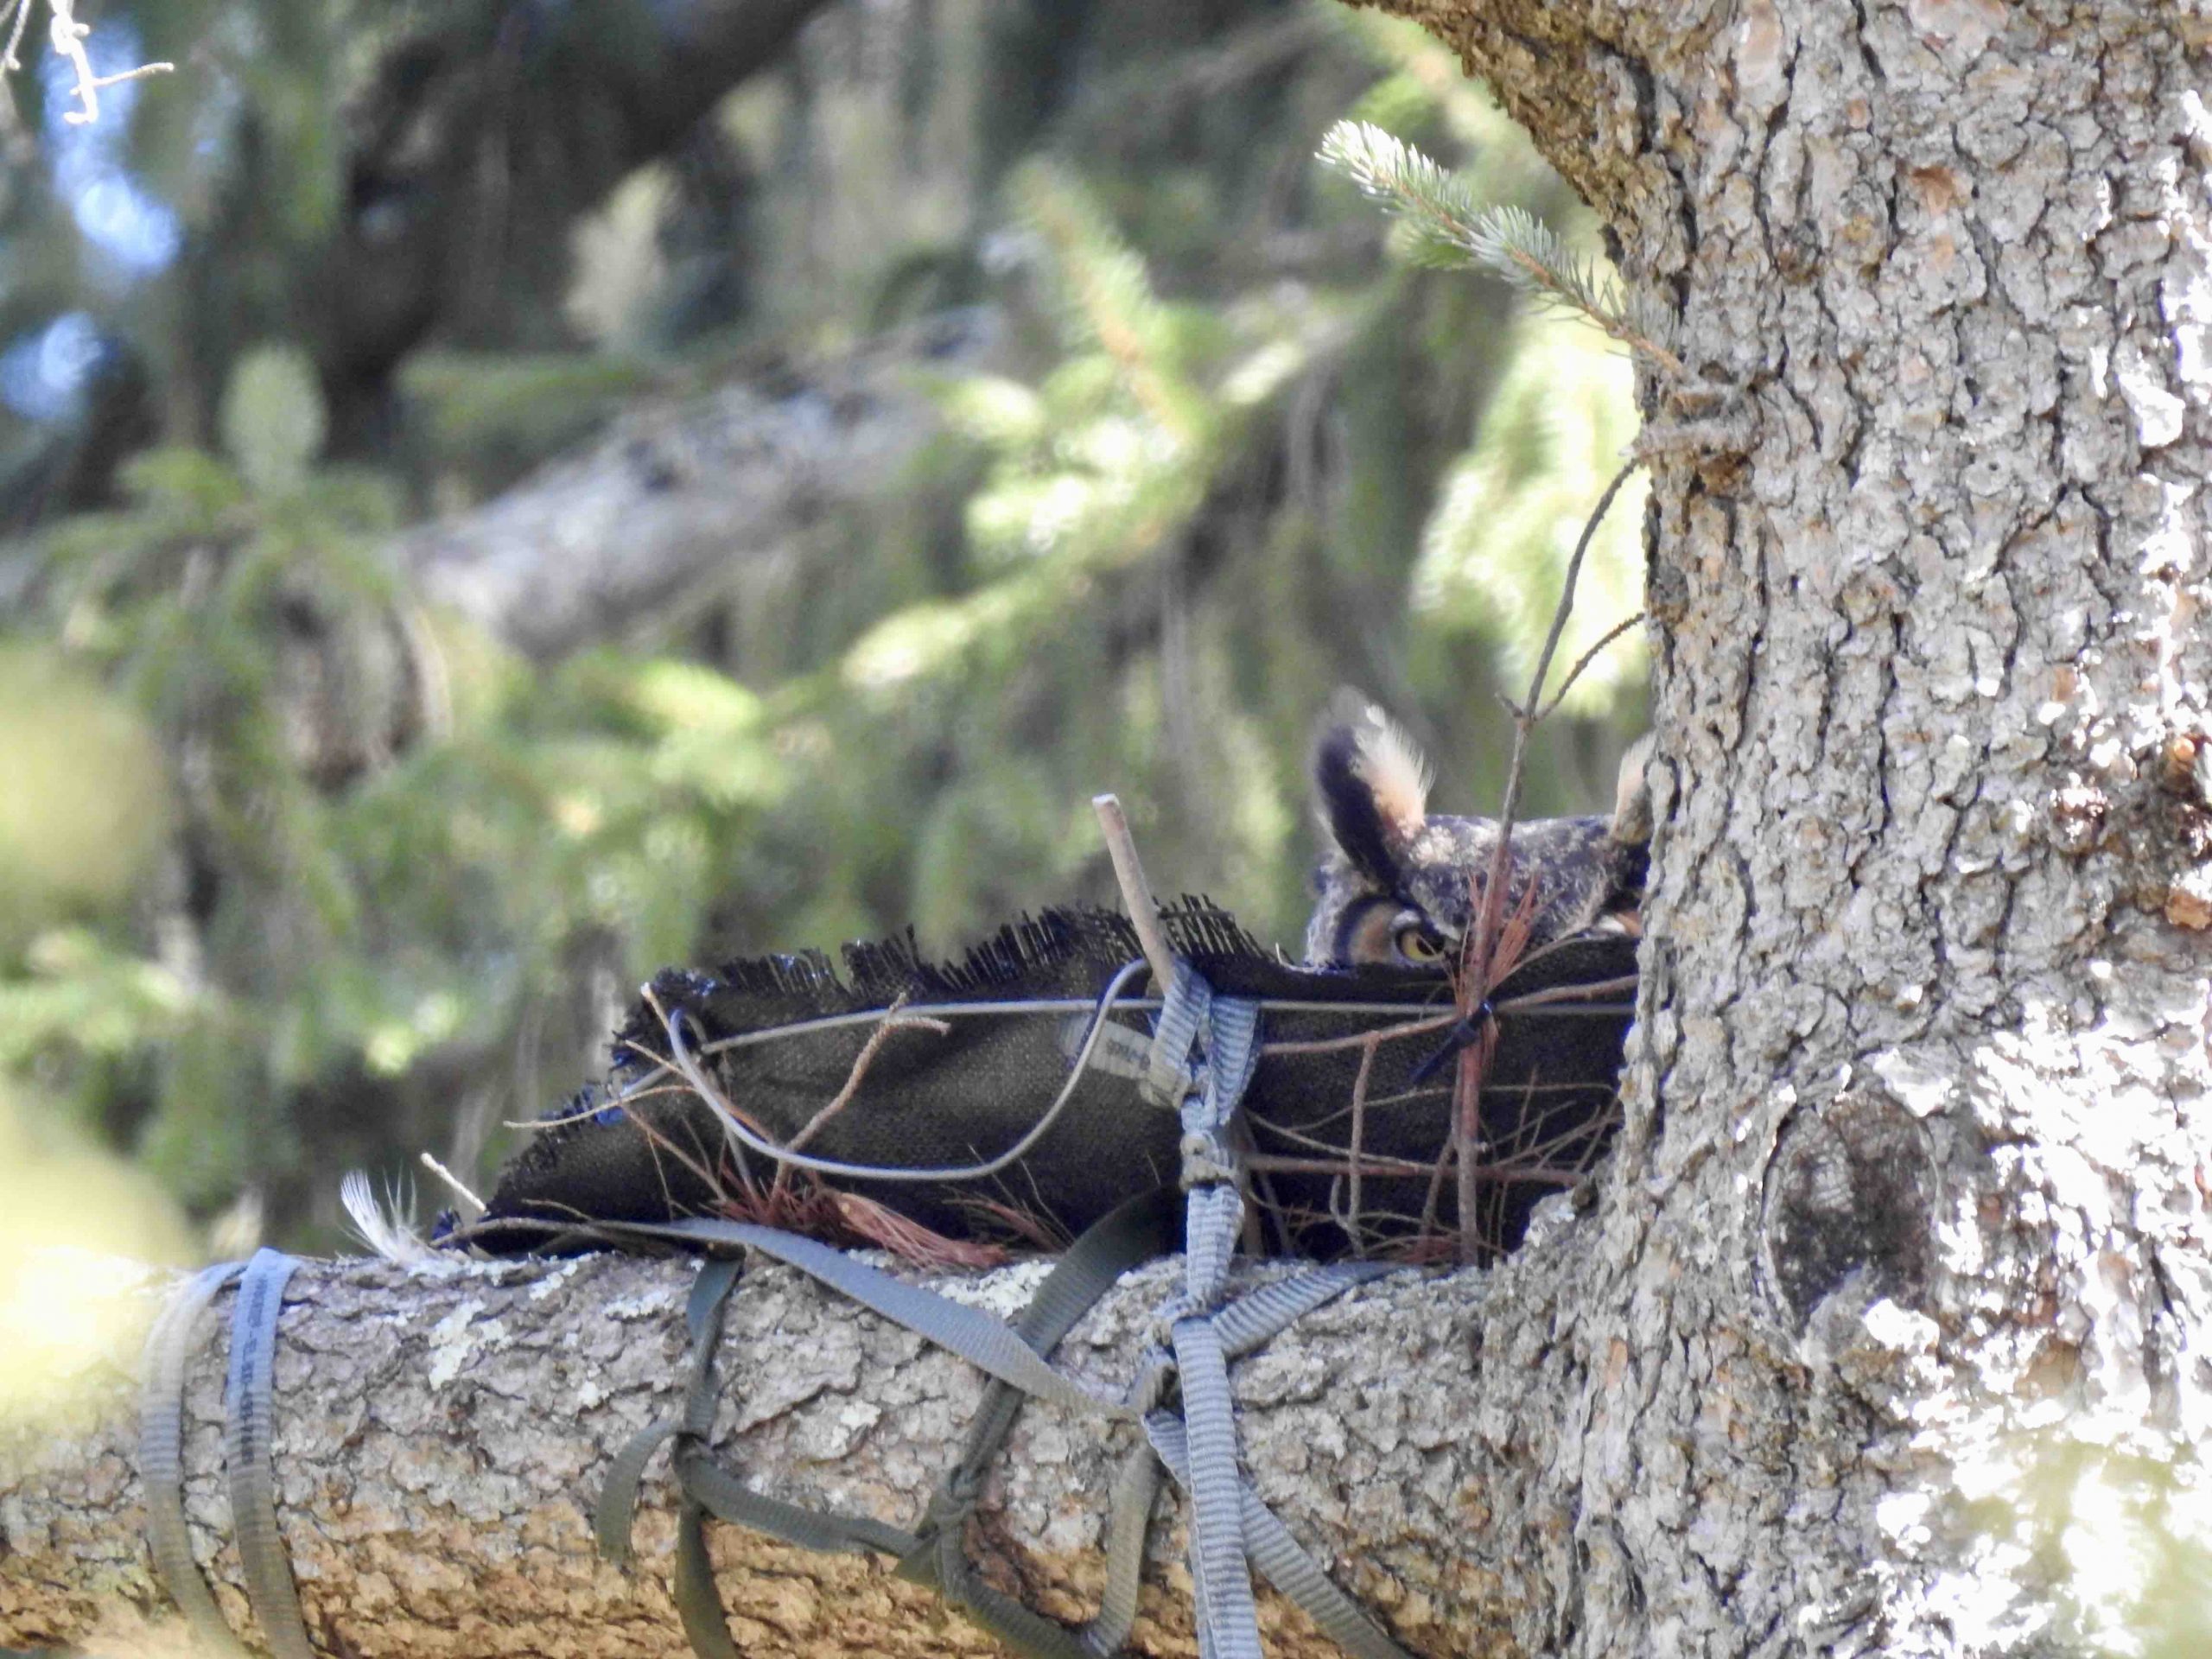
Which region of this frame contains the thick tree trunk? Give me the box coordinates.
[1357,0,2212,1652]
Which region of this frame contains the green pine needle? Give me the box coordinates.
[1317,121,1681,372]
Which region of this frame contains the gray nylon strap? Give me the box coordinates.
[606,962,1402,1659]
[223,1249,315,1659]
[1144,1415,1414,1659]
[673,1496,743,1659]
[667,1256,747,1659]
[139,1260,249,1656]
[1087,1264,1392,1659]
[1088,1439,1166,1655]
[595,1411,682,1570]
[1211,1262,1395,1359]
[896,1189,1180,1659]
[677,1444,920,1557]
[598,1217,1127,1420]
[600,1257,744,1569]
[1145,962,1209,1106]
[1147,962,1269,1659]
[1171,1313,1262,1659]
[602,1247,924,1659]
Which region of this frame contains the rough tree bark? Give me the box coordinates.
[1354,0,2212,1652]
[1,1247,1558,1658]
[6,3,2209,1656]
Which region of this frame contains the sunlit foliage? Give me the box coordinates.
[0,0,1646,1250]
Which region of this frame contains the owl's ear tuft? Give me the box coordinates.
[1610,733,1655,846]
[1312,693,1430,886]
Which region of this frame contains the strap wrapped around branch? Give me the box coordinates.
[138,1260,249,1657]
[226,1249,316,1659]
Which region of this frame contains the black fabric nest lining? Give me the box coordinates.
[460,898,1636,1262]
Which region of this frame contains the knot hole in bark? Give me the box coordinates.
[1764,1091,1938,1331]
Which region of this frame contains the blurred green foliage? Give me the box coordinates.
[0,0,1647,1252]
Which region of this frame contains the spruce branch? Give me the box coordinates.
[1317,121,1681,375]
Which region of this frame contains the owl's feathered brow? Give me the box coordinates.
[1302,696,1649,969]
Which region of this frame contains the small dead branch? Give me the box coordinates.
[1530,610,1647,725]
[784,996,955,1155]
[1093,792,1177,993]
[1,0,173,136]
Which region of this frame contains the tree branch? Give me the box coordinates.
[395,312,999,659]
[1,1244,1596,1658]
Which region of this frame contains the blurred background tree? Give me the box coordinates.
[0,0,1644,1256]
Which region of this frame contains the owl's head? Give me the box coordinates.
[1301,696,1649,969]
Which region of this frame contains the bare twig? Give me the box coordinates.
[784,998,955,1156]
[3,0,175,131]
[1092,793,1177,991]
[416,1152,486,1218]
[1440,465,1637,1259]
[1491,973,1639,1013]
[1346,1033,1378,1250]
[1260,1012,1458,1057]
[1465,457,1640,988]
[1534,610,1647,725]
[1242,1151,1438,1179]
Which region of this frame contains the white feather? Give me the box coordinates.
[340,1169,439,1267]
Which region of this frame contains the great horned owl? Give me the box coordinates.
[1302,696,1651,969]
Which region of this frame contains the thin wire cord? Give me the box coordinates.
[658,959,1152,1184]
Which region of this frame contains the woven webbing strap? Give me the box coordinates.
[599,960,1413,1659]
[593,1193,1176,1659]
[134,979,1409,1659]
[140,1249,316,1658]
[138,1261,248,1656]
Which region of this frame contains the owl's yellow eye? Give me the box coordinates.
[1394,925,1447,965]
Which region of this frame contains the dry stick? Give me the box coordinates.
[1450,876,1538,1262]
[417,1152,486,1217]
[639,983,760,1201]
[1533,609,1647,725]
[1092,793,1177,992]
[1347,1033,1378,1253]
[1463,459,1641,1029]
[1453,457,1641,1263]
[1494,973,1640,1012]
[1243,1152,1438,1179]
[1093,791,1275,1254]
[785,1000,954,1154]
[1261,1012,1458,1057]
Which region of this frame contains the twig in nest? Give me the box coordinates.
[1446,458,1639,1262]
[785,995,955,1155]
[417,1152,486,1218]
[1347,1033,1377,1253]
[1465,457,1638,984]
[772,995,951,1205]
[1092,793,1177,992]
[1451,874,1539,1262]
[831,1191,1009,1271]
[1261,1011,1457,1057]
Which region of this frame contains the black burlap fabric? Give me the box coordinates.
[465,900,1635,1261]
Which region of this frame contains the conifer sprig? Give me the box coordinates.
[1317,120,1681,374]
